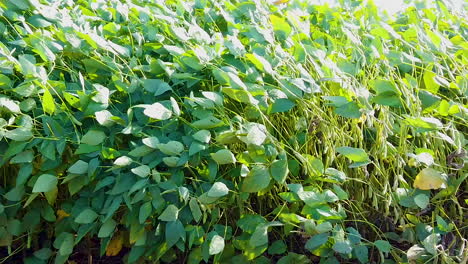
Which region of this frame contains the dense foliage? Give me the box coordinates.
[0,0,467,263]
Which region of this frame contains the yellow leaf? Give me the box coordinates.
[57,209,70,221]
[273,0,289,5]
[106,233,124,257]
[42,88,56,115]
[45,187,58,205]
[413,168,447,190]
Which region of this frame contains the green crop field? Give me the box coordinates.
[0,0,466,263]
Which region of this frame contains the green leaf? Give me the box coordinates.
[404,117,442,132]
[33,248,53,260]
[209,235,225,255]
[166,220,185,247]
[335,101,362,118]
[139,201,152,224]
[270,98,296,113]
[75,209,99,224]
[5,128,33,141]
[54,232,74,256]
[189,198,202,222]
[422,233,440,255]
[10,150,34,164]
[246,53,273,74]
[157,141,184,156]
[192,116,224,129]
[354,245,369,263]
[142,137,160,148]
[32,174,57,193]
[68,160,88,174]
[241,166,271,193]
[414,193,430,209]
[81,130,106,145]
[131,165,150,177]
[250,225,268,247]
[159,205,178,222]
[268,240,287,255]
[241,124,266,146]
[333,240,352,254]
[207,182,229,198]
[189,142,206,156]
[374,240,391,253]
[270,160,288,184]
[305,233,329,251]
[270,15,292,39]
[42,89,56,115]
[143,103,172,120]
[211,149,236,165]
[332,185,349,200]
[193,130,211,143]
[336,147,370,163]
[98,219,117,238]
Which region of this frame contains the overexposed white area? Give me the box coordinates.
[314,0,466,15]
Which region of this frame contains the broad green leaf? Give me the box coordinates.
[241,166,270,193]
[414,193,430,209]
[75,209,99,224]
[159,205,178,222]
[305,233,329,251]
[270,15,291,39]
[166,220,185,247]
[268,240,287,255]
[98,219,117,238]
[189,142,206,156]
[209,235,224,255]
[193,130,211,143]
[139,202,152,224]
[142,137,159,148]
[33,248,53,260]
[333,240,352,254]
[81,130,106,145]
[374,240,391,253]
[42,89,55,115]
[189,198,202,222]
[157,141,184,156]
[246,53,273,74]
[192,116,224,129]
[68,160,88,174]
[207,182,229,197]
[270,98,295,113]
[211,149,236,165]
[270,160,288,184]
[131,165,150,177]
[336,147,370,163]
[5,128,33,141]
[404,117,442,132]
[10,150,34,164]
[54,232,74,256]
[354,245,369,263]
[163,157,180,167]
[143,103,172,120]
[95,110,115,126]
[250,225,268,247]
[32,174,57,193]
